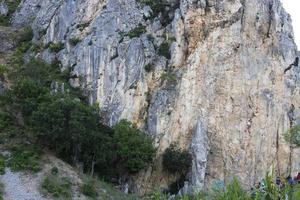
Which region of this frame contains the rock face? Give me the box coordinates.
[10,0,300,194]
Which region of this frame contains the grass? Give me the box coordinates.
[80,178,98,199]
[41,174,72,199]
[80,175,139,200]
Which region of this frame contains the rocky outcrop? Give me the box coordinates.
[10,0,300,194]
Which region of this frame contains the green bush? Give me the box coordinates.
[17,27,34,44]
[284,125,300,147]
[0,64,8,76]
[0,182,4,200]
[214,178,251,200]
[41,174,72,199]
[47,42,65,53]
[160,71,176,83]
[145,64,154,72]
[0,0,22,26]
[81,179,98,198]
[51,167,59,175]
[162,144,192,175]
[68,38,81,46]
[0,154,5,175]
[126,25,146,38]
[7,147,41,172]
[113,119,155,174]
[158,42,171,59]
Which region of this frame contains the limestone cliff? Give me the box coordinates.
[3,0,300,194]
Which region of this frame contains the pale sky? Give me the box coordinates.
[281,0,300,49]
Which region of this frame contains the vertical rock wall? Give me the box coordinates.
[10,0,300,194]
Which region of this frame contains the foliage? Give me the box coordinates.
[41,174,72,199]
[51,167,59,175]
[126,25,147,38]
[145,64,154,72]
[213,178,251,200]
[68,38,81,46]
[0,154,5,175]
[17,27,34,44]
[47,42,65,53]
[284,125,300,147]
[31,94,102,162]
[138,0,180,26]
[81,178,98,198]
[158,42,171,59]
[162,144,192,175]
[113,119,155,174]
[0,64,8,76]
[160,71,176,83]
[6,146,41,172]
[0,182,4,200]
[0,0,22,26]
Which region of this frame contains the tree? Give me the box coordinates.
[113,119,155,174]
[162,144,192,175]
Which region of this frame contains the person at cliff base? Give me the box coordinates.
[296,172,300,183]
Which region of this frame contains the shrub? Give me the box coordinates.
[160,71,176,83]
[158,42,171,59]
[0,0,22,26]
[81,179,98,198]
[126,25,146,38]
[0,182,4,200]
[284,125,300,147]
[17,27,34,44]
[145,64,154,72]
[68,38,81,46]
[214,177,251,200]
[0,64,8,76]
[0,154,5,175]
[113,119,155,174]
[48,42,65,53]
[41,174,72,199]
[162,144,192,175]
[51,167,59,175]
[7,148,41,172]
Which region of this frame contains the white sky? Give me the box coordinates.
[281,0,300,49]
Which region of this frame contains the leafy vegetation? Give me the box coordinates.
[0,0,22,26]
[68,38,81,46]
[81,178,98,198]
[162,144,192,176]
[160,71,176,83]
[113,119,156,174]
[0,154,5,175]
[284,125,300,147]
[126,25,147,38]
[0,28,156,181]
[0,182,4,200]
[6,146,41,172]
[41,174,72,199]
[138,0,180,26]
[47,42,65,53]
[158,42,171,59]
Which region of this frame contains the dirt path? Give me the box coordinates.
[0,168,47,200]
